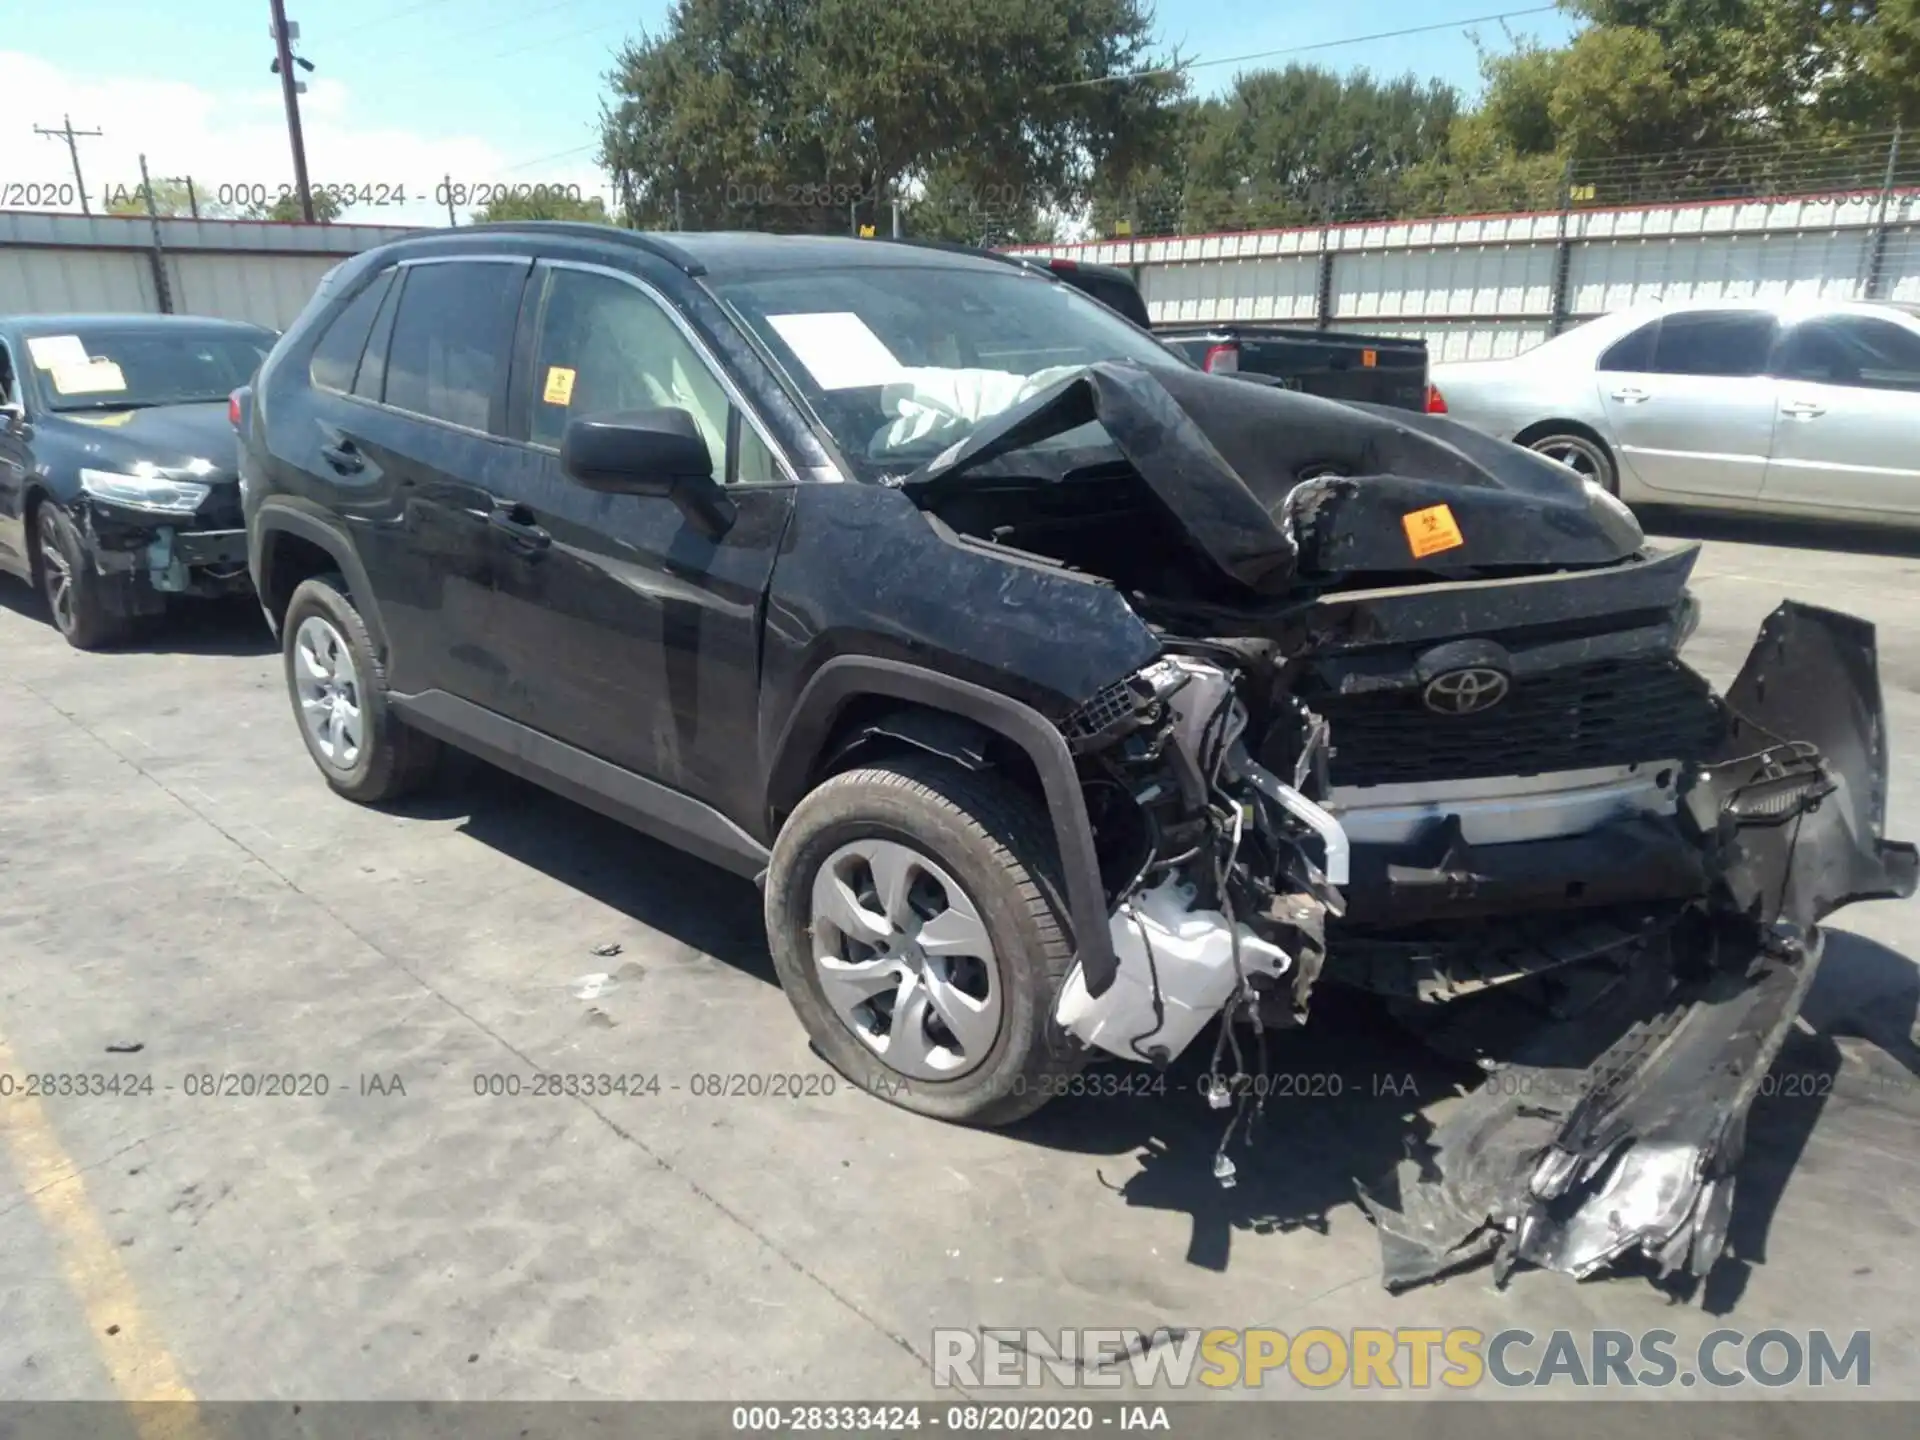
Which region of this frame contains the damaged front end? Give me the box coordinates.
[67,484,251,616]
[1357,604,1916,1289]
[906,362,1916,1289]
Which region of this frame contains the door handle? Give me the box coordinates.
[1609,387,1651,404]
[489,503,551,551]
[1781,399,1827,419]
[319,440,364,474]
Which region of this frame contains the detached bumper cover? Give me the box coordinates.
[1358,603,1917,1289]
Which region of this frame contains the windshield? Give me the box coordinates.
[710,264,1186,473]
[24,328,271,412]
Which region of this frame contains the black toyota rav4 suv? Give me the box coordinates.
[242,225,1913,1290]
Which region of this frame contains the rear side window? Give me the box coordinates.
[307,269,394,393]
[1647,311,1777,378]
[1774,314,1920,392]
[1598,320,1657,372]
[382,260,525,432]
[354,272,403,402]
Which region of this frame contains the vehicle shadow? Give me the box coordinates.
[0,581,275,657]
[1009,929,1920,1307]
[135,595,277,656]
[1644,508,1920,559]
[389,752,1920,1303]
[399,755,779,985]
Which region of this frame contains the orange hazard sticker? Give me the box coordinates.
[1402,503,1465,558]
[1361,348,1377,367]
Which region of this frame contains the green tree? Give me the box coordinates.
[1167,65,1461,231]
[1470,1,1903,168]
[1867,0,1920,126]
[471,191,611,224]
[244,189,345,223]
[599,0,1178,236]
[104,178,218,217]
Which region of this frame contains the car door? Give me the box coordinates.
[0,338,28,574]
[303,255,531,700]
[1762,310,1920,518]
[1596,308,1780,500]
[484,259,798,829]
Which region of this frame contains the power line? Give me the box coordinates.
[1048,6,1562,90]
[340,0,470,39]
[474,16,628,65]
[461,0,598,45]
[499,142,597,174]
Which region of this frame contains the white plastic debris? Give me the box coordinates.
[1054,878,1291,1063]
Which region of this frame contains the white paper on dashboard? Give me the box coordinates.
[50,359,128,395]
[766,312,907,390]
[26,335,91,371]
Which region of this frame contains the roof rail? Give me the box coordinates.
[865,235,1054,275]
[446,221,708,276]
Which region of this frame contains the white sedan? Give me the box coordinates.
[1428,298,1920,525]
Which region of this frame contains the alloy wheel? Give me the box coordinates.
[293,615,364,770]
[1531,435,1608,487]
[809,838,1003,1080]
[37,509,74,635]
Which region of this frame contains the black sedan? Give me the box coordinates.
[0,313,273,648]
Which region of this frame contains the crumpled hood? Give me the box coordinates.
[40,402,238,483]
[904,361,1643,595]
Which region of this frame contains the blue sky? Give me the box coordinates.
[3,1,1576,225]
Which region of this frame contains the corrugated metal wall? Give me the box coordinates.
[1012,191,1920,362]
[0,211,420,329]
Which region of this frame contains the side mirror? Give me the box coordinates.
[0,401,25,436]
[560,407,735,536]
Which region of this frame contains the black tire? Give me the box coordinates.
[281,573,440,804]
[764,753,1085,1126]
[33,502,131,651]
[1525,429,1619,495]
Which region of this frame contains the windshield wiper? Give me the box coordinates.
[54,399,166,412]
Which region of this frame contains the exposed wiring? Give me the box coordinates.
[1123,903,1171,1064]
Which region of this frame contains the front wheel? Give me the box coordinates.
[764,754,1085,1126]
[34,503,131,650]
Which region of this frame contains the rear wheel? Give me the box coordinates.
[1525,430,1618,495]
[282,573,440,803]
[34,503,130,651]
[764,754,1084,1126]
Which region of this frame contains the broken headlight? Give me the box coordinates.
[79,466,210,517]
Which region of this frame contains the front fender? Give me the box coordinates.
[768,656,1121,997]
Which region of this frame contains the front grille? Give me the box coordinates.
[1309,656,1725,787]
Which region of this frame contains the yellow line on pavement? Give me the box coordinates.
[0,1032,202,1439]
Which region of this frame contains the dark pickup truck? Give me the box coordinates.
[1019,256,1432,413]
[1156,324,1431,412]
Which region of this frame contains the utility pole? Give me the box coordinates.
[137,154,176,314]
[269,0,315,222]
[33,115,102,215]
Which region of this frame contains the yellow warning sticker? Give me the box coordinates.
[1403,503,1465,558]
[542,365,576,405]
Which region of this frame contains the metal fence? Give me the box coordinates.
[1000,131,1920,363]
[8,131,1916,352]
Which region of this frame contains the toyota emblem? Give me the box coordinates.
[1422,666,1510,716]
